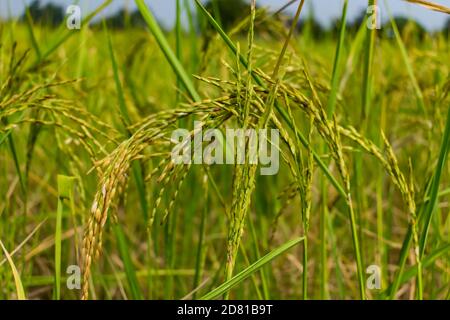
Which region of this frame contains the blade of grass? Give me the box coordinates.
[362,0,377,121]
[319,179,329,299]
[23,3,41,60]
[176,0,183,102]
[192,179,208,299]
[0,220,46,267]
[338,21,367,95]
[326,0,348,117]
[211,0,223,27]
[248,210,269,299]
[183,0,199,74]
[135,0,201,103]
[54,175,75,300]
[200,237,304,300]
[6,133,26,198]
[106,24,131,126]
[328,212,346,298]
[113,224,143,300]
[238,245,264,300]
[384,0,426,115]
[164,198,178,298]
[1,124,27,215]
[271,0,305,80]
[0,240,26,300]
[419,105,450,257]
[384,242,450,297]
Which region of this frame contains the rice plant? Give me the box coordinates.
[0,0,449,300]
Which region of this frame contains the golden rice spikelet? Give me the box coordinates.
[404,0,450,14]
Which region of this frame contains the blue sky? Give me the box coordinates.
[0,0,449,30]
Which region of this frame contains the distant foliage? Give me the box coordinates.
[95,9,148,29]
[17,0,450,38]
[20,0,64,27]
[296,17,326,39]
[204,0,251,30]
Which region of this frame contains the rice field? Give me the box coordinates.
[0,0,449,300]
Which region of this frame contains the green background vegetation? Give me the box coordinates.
[0,0,449,300]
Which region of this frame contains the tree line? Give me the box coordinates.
[18,0,450,36]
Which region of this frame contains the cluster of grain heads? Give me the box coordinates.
[82,147,131,300]
[224,0,259,298]
[80,99,230,298]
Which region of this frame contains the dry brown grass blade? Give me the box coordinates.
[404,0,450,14]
